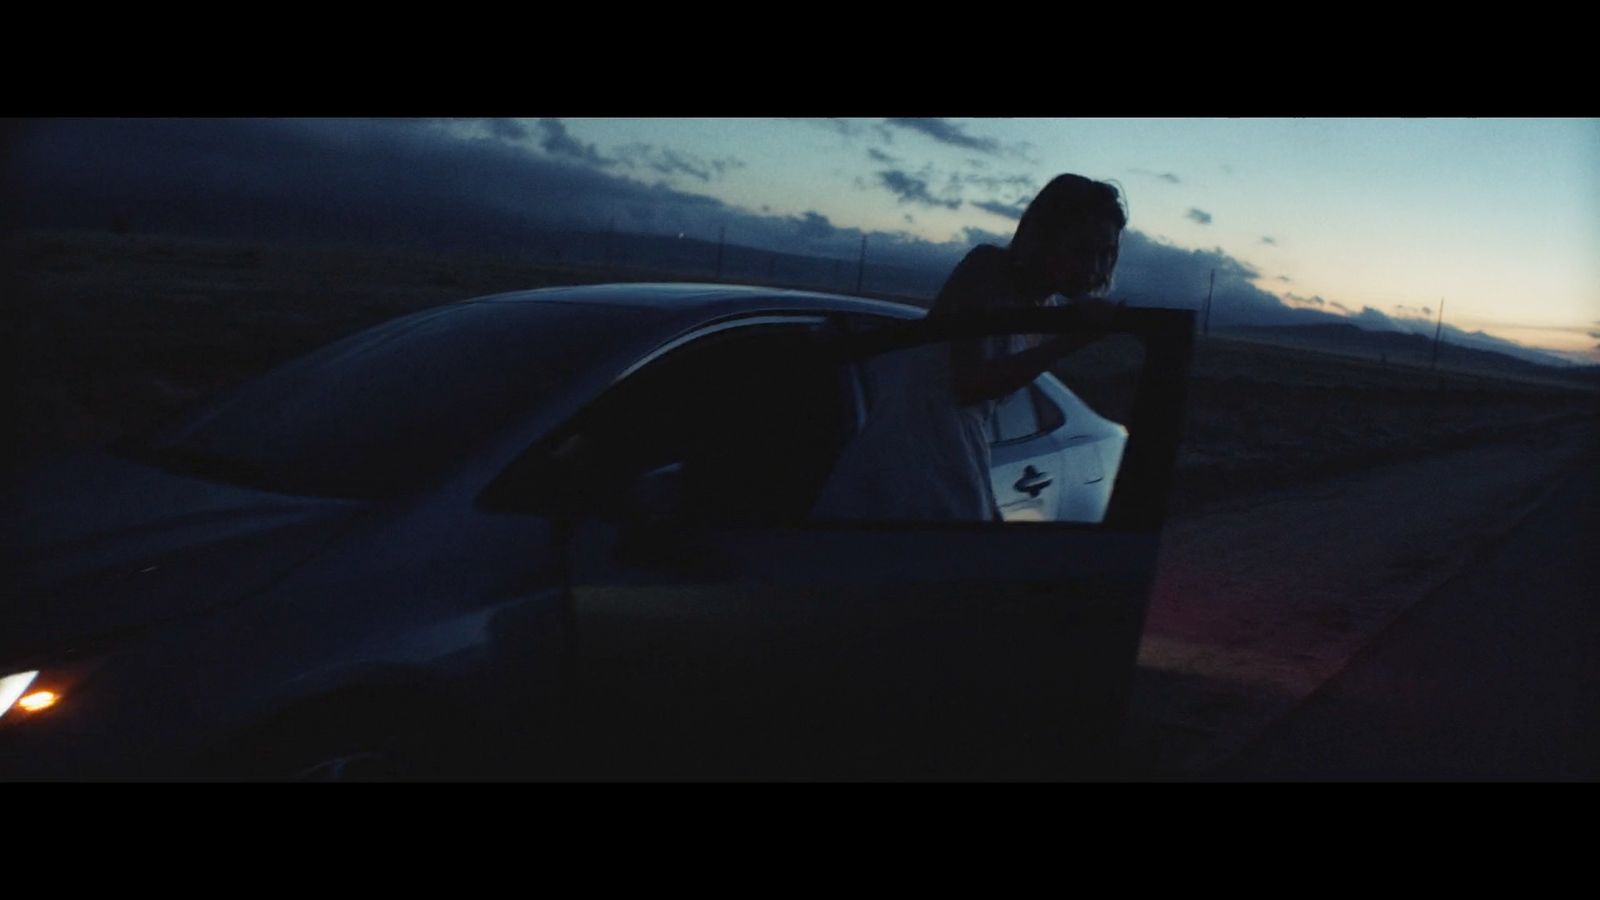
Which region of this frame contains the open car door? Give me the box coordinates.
[547,306,1193,779]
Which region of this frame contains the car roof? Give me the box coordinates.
[460,282,927,323]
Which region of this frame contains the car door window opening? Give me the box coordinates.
[481,322,855,527]
[484,314,1164,530]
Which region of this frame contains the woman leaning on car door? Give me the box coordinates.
[810,173,1127,523]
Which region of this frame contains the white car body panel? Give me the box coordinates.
[988,373,1128,524]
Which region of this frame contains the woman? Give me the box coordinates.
[811,173,1127,522]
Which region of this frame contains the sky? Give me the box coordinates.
[9,117,1598,363]
[543,117,1600,362]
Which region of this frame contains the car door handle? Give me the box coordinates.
[1013,466,1053,498]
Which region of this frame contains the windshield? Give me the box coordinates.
[121,301,671,500]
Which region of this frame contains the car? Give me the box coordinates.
[1,284,1192,780]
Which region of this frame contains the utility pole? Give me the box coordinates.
[714,225,725,281]
[1430,297,1446,370]
[1202,269,1215,336]
[855,234,868,294]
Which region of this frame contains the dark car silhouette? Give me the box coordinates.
[1,284,1192,780]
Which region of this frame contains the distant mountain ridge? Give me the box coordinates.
[1225,322,1600,386]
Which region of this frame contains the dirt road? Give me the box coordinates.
[1211,449,1598,781]
[1121,415,1597,778]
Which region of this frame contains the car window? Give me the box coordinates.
[989,388,1040,444]
[1031,384,1066,432]
[491,314,1162,528]
[482,322,855,525]
[122,302,672,500]
[990,384,1066,445]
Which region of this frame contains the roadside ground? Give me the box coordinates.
[1121,417,1596,779]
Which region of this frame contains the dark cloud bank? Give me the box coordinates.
[4,118,1569,366]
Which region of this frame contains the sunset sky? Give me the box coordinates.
[515,118,1600,362]
[12,117,1598,363]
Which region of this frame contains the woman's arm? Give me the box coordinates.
[933,247,1119,406]
[952,330,1106,406]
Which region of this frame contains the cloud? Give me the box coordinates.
[1099,235,1499,337]
[867,147,897,164]
[792,118,895,146]
[1260,236,1277,245]
[614,143,744,183]
[485,118,531,142]
[535,118,612,167]
[961,226,1011,247]
[33,119,1567,354]
[1130,168,1181,184]
[652,149,711,181]
[433,118,534,143]
[1277,275,1293,282]
[787,117,857,137]
[8,119,990,292]
[956,171,1038,195]
[972,199,1024,220]
[874,162,1038,215]
[1186,208,1213,225]
[876,169,962,209]
[885,118,1001,155]
[1285,292,1327,306]
[7,118,766,257]
[908,169,1040,222]
[792,210,836,241]
[1587,329,1600,339]
[1108,232,1311,327]
[1353,306,1402,331]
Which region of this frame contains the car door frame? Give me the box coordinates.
[553,305,1194,779]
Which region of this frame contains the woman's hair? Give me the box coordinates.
[1015,174,1128,237]
[1011,174,1128,295]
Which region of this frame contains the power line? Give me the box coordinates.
[1430,297,1446,370]
[855,234,867,294]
